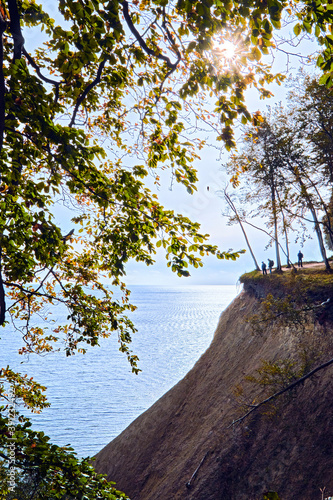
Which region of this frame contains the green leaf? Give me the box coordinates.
[252,46,262,61]
[293,23,302,36]
[263,492,281,500]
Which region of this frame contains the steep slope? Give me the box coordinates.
[94,288,333,500]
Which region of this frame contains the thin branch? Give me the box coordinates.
[238,215,298,270]
[251,297,331,326]
[186,452,209,489]
[22,48,60,103]
[5,281,68,308]
[121,0,180,70]
[224,187,260,270]
[69,58,106,127]
[229,356,333,427]
[161,7,179,55]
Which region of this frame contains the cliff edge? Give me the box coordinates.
[94,279,333,499]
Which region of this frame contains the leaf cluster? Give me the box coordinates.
[0,410,130,499]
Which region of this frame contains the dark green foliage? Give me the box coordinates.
[0,411,129,499]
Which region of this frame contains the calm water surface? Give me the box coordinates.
[3,285,240,457]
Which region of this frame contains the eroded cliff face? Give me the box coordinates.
[94,290,333,500]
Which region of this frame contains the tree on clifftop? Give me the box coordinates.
[290,74,333,250]
[226,102,332,271]
[1,0,333,497]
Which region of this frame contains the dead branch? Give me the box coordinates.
[229,356,333,427]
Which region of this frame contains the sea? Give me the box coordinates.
[2,284,240,457]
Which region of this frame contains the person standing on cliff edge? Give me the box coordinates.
[297,250,303,268]
[261,261,267,275]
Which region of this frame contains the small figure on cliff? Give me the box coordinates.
[297,250,303,268]
[268,259,274,273]
[261,261,267,275]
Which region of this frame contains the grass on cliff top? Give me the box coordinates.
[240,263,333,299]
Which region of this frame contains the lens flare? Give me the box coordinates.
[210,34,243,71]
[218,40,236,60]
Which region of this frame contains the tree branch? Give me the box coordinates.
[5,281,67,308]
[69,58,106,127]
[122,0,180,70]
[237,214,298,270]
[22,48,60,103]
[250,297,331,326]
[229,356,333,427]
[224,187,260,271]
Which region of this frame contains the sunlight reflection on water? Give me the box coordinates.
[3,285,240,457]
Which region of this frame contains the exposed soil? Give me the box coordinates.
[300,262,326,268]
[94,285,333,500]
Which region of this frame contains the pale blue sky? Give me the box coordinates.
[128,45,329,284]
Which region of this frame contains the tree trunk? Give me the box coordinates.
[7,0,24,61]
[0,11,6,155]
[271,180,282,271]
[283,224,291,267]
[224,190,260,271]
[276,190,291,267]
[310,205,331,271]
[296,175,331,271]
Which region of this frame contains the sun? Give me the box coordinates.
[210,34,242,69]
[218,40,237,60]
[212,39,237,61]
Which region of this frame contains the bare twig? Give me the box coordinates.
[186,452,209,489]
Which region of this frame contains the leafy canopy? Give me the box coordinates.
[225,76,333,272]
[0,0,331,371]
[0,0,332,369]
